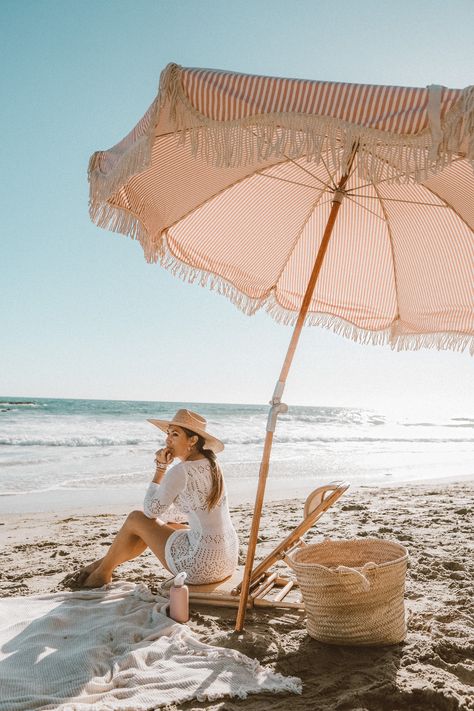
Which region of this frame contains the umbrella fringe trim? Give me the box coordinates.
[158,64,474,182]
[159,234,267,317]
[88,95,161,207]
[264,301,474,354]
[390,332,474,355]
[439,84,474,166]
[90,197,474,356]
[88,65,474,207]
[89,201,160,257]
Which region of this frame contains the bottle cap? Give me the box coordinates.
[174,572,187,587]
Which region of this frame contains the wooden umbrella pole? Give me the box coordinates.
[235,163,355,632]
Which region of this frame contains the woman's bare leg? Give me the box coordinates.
[82,511,183,588]
[64,530,148,588]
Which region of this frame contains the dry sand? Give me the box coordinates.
[1,482,473,711]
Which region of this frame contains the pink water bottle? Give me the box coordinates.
[169,572,189,623]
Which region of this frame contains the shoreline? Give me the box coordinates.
[1,468,473,515]
[1,481,473,710]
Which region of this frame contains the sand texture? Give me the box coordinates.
[1,482,473,711]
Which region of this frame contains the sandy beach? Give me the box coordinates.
[1,481,473,710]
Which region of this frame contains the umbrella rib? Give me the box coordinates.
[281,154,334,190]
[419,183,474,234]
[347,171,412,193]
[316,152,338,190]
[159,158,295,235]
[255,171,321,191]
[345,194,386,222]
[348,155,466,193]
[266,184,332,290]
[351,196,448,208]
[246,126,333,190]
[345,156,360,185]
[346,147,427,194]
[311,197,338,208]
[160,159,332,301]
[372,182,401,321]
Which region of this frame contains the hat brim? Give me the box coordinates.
[147,418,225,453]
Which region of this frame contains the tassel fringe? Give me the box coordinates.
[263,296,474,355]
[88,94,161,205]
[90,196,474,356]
[88,64,473,356]
[89,63,474,207]
[156,63,474,182]
[438,85,474,165]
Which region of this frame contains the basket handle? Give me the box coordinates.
[335,563,377,591]
[284,555,377,592]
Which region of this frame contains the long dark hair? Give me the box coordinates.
[181,427,223,509]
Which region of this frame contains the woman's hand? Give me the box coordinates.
[155,447,174,467]
[152,447,173,484]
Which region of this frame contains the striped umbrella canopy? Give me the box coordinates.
[89,64,474,630]
[89,63,474,353]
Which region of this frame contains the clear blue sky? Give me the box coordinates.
[1,0,473,417]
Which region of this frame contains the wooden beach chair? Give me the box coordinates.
[163,481,349,611]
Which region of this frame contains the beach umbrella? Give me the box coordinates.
[88,63,474,630]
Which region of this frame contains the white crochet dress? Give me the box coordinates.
[143,459,239,584]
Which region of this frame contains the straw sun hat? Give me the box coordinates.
[147,409,224,453]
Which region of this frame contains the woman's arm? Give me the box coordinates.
[143,461,187,519]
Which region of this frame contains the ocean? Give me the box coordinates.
[0,397,472,513]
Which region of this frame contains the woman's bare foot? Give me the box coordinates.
[61,558,104,589]
[82,565,113,588]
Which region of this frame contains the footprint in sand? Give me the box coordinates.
[442,561,465,571]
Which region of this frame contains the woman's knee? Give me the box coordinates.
[126,510,147,527]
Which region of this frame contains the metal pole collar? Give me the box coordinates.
[266,379,288,432]
[332,189,345,204]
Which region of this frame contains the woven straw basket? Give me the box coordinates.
[287,538,408,646]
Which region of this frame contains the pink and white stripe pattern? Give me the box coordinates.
[89,64,474,352]
[180,67,460,133]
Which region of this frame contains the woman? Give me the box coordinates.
[66,409,239,588]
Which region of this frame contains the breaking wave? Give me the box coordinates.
[0,436,143,447]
